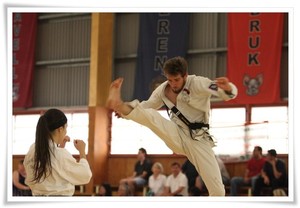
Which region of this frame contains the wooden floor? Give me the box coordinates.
[75,185,288,197]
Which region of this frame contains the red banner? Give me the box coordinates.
[13,13,37,108]
[227,13,284,104]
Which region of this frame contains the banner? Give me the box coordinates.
[13,13,37,108]
[227,13,284,104]
[133,13,190,101]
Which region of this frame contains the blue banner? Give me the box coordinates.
[133,13,190,101]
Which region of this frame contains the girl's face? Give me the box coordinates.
[99,186,106,196]
[58,124,68,143]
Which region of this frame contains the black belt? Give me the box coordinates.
[164,104,209,140]
[170,106,209,130]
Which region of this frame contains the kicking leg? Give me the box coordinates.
[106,78,133,116]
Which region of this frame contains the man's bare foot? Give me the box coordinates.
[106,78,124,111]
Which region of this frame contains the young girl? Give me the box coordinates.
[23,108,92,196]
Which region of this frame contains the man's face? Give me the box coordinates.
[171,164,181,176]
[267,153,275,161]
[165,73,187,94]
[253,147,260,157]
[137,150,145,160]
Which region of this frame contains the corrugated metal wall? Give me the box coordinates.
[32,12,288,107]
[34,64,89,106]
[114,13,288,102]
[33,13,91,107]
[113,13,140,101]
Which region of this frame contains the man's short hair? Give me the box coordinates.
[163,56,188,77]
[268,149,277,157]
[254,146,263,153]
[171,162,181,168]
[139,147,147,155]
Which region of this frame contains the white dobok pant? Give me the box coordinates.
[124,104,225,196]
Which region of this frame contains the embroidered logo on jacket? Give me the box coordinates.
[182,88,190,102]
[209,82,218,91]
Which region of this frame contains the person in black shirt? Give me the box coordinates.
[118,148,152,195]
[252,149,287,196]
[12,160,32,196]
[181,159,200,194]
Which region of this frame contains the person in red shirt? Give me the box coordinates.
[230,146,266,196]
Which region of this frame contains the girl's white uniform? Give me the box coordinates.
[24,142,92,196]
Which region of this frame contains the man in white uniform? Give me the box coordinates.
[106,56,238,196]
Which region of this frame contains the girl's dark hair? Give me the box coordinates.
[163,56,188,77]
[101,183,112,196]
[33,108,67,183]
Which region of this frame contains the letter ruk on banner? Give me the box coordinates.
[13,13,37,108]
[133,13,189,101]
[227,13,284,104]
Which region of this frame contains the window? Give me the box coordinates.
[64,113,89,154]
[110,108,247,156]
[12,115,40,155]
[110,106,288,157]
[249,106,288,155]
[12,112,89,155]
[110,111,173,154]
[209,108,246,157]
